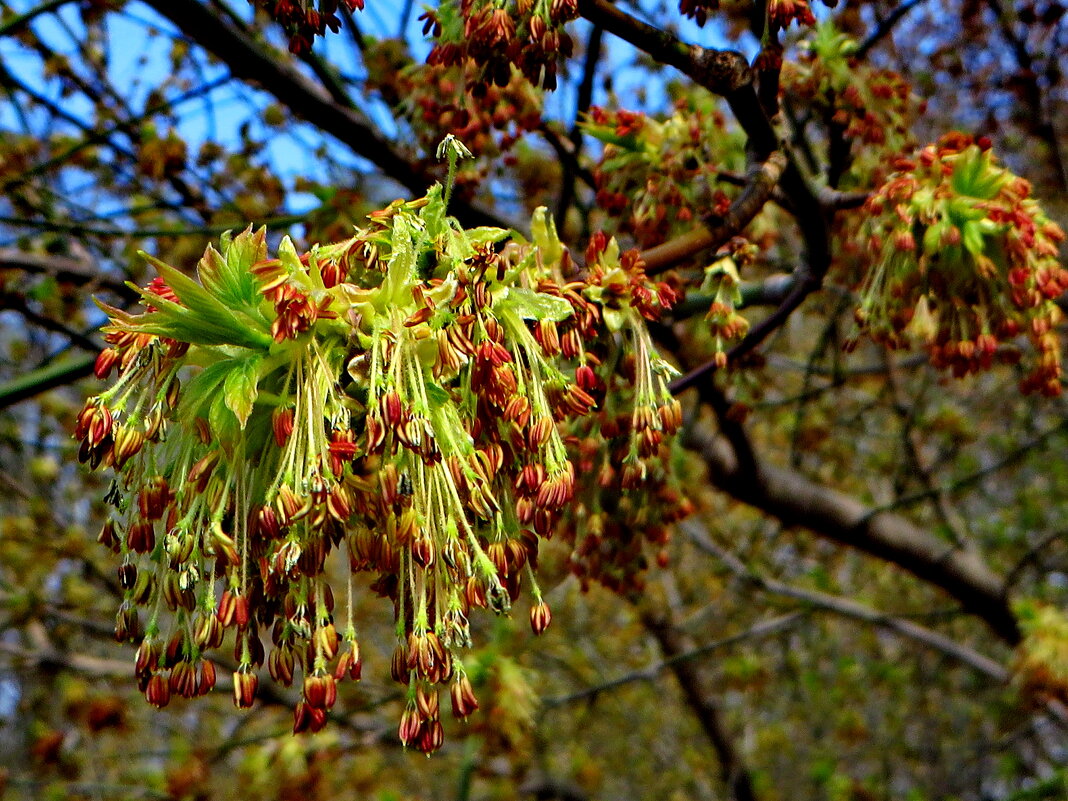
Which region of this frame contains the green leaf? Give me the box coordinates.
[496,288,573,322]
[180,358,233,420]
[962,220,986,257]
[224,227,267,300]
[196,227,266,307]
[424,381,451,410]
[208,390,238,443]
[137,253,272,349]
[223,354,262,429]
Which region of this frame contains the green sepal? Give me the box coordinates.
[530,207,563,270]
[962,220,986,257]
[384,214,418,307]
[422,184,448,243]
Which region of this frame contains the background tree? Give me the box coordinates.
[2,1,1068,799]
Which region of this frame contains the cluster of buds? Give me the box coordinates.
[854,133,1067,395]
[78,142,686,751]
[1013,602,1068,708]
[421,0,577,94]
[767,0,817,29]
[251,0,365,53]
[700,238,755,367]
[582,102,743,248]
[364,39,543,165]
[782,25,923,185]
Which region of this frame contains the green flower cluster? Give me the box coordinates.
[76,142,681,750]
[854,134,1067,395]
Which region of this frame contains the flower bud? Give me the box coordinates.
[145,674,170,708]
[530,600,552,635]
[233,670,258,708]
[450,674,479,720]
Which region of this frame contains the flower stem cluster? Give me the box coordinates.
[363,39,543,165]
[77,147,684,750]
[854,133,1067,395]
[781,24,925,186]
[552,233,694,594]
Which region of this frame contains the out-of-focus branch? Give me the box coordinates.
[542,612,804,707]
[855,0,929,60]
[640,602,760,801]
[0,353,97,409]
[555,22,603,227]
[139,0,511,230]
[684,522,1010,681]
[641,151,787,274]
[0,248,133,297]
[1,292,101,352]
[684,422,1023,645]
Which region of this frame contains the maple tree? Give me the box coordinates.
[2,1,1068,799]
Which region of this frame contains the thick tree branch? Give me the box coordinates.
[684,423,1022,645]
[684,522,1010,681]
[579,1,831,394]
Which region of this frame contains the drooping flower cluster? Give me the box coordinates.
[582,101,746,248]
[556,233,694,594]
[420,0,577,93]
[701,237,755,367]
[854,133,1068,395]
[77,143,682,751]
[251,0,365,53]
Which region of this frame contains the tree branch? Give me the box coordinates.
[0,248,134,297]
[684,423,1022,644]
[683,521,1010,681]
[640,602,760,801]
[641,151,787,274]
